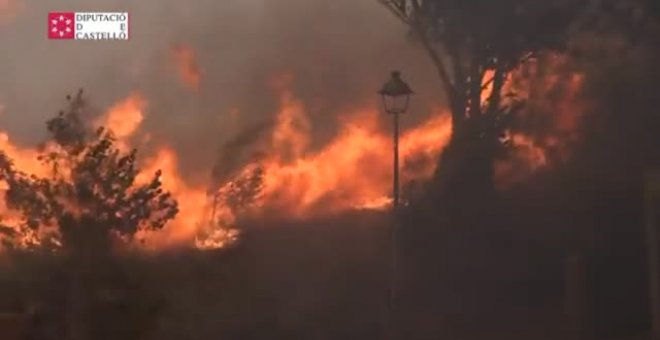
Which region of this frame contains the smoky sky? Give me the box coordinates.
[0,0,444,181]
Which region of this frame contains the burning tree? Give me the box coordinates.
[379,0,583,203]
[0,89,178,253]
[0,90,178,340]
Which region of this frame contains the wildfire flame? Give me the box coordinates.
[0,62,583,250]
[205,74,453,219]
[135,147,210,249]
[95,93,145,150]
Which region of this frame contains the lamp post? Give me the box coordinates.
[379,71,413,208]
[379,71,413,340]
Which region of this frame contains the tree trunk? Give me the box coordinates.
[65,258,88,340]
[432,119,497,214]
[62,219,111,340]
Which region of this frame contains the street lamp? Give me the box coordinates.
[379,71,413,340]
[379,71,413,208]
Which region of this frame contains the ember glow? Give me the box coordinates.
[489,55,587,188]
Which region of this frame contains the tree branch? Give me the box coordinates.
[486,63,506,117]
[377,0,410,24]
[480,52,535,91]
[408,0,458,112]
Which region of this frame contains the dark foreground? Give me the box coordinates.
[0,208,651,340]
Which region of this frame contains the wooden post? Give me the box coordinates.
[645,170,660,340]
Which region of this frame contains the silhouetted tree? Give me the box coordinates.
[0,90,178,340]
[217,165,264,217]
[379,0,583,202]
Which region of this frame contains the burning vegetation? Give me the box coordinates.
[0,79,449,250]
[0,64,572,252]
[0,0,658,339]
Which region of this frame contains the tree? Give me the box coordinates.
[0,89,178,254]
[379,0,583,202]
[0,90,178,340]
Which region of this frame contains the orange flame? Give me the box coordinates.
[0,133,47,177]
[494,54,586,187]
[215,80,453,219]
[270,74,311,160]
[95,93,145,150]
[135,147,211,249]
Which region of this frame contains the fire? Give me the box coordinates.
[0,64,579,251]
[94,93,145,150]
[0,94,218,250]
[493,54,586,187]
[270,74,311,160]
[495,132,549,188]
[135,147,211,249]
[513,54,586,144]
[0,135,60,249]
[259,110,392,216]
[213,80,452,219]
[171,44,201,92]
[0,133,48,178]
[401,113,452,179]
[93,95,220,249]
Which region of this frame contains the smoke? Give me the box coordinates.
[0,0,444,183]
[211,121,271,186]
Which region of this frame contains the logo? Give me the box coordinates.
[48,12,130,40]
[48,12,75,39]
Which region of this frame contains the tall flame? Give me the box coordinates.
[215,76,453,218]
[95,93,145,150]
[135,147,210,249]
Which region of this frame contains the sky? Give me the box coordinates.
[0,0,445,180]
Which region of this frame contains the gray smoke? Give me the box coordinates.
[0,0,444,181]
